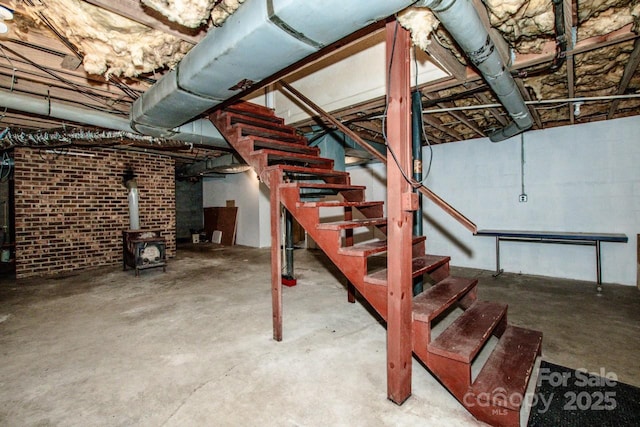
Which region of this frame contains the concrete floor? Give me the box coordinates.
[0,245,638,426]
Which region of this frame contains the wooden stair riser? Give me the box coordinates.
[458,286,478,310]
[429,262,450,283]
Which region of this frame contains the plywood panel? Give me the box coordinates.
[204,207,238,246]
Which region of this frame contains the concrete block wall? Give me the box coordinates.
[13,147,175,279]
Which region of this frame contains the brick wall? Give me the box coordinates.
[13,147,175,279]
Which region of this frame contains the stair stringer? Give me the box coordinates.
[209,101,543,427]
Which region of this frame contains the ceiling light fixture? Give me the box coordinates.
[573,100,584,117]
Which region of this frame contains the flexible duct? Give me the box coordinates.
[415,0,532,142]
[0,90,228,148]
[130,0,419,133]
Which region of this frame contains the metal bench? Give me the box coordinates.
[475,230,628,293]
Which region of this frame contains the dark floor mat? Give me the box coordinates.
[528,361,640,426]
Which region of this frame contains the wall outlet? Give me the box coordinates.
[519,194,528,203]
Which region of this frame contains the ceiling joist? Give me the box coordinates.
[607,39,640,119]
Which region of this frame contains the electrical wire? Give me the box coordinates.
[0,151,13,182]
[0,44,16,124]
[383,21,434,191]
[413,46,433,181]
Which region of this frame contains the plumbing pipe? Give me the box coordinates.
[415,0,533,142]
[0,90,228,148]
[411,90,424,295]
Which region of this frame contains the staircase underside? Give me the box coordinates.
[210,99,542,427]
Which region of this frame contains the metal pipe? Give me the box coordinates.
[0,90,228,148]
[411,90,423,295]
[415,0,533,142]
[420,93,640,114]
[125,179,140,230]
[284,209,294,279]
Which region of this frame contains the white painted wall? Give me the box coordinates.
[203,170,270,248]
[348,116,639,286]
[247,31,447,123]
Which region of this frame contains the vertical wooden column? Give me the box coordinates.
[269,170,283,341]
[385,21,414,405]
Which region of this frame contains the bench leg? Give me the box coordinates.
[596,240,603,294]
[492,236,504,278]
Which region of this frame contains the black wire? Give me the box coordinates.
[0,44,117,108]
[412,46,433,182]
[383,21,434,190]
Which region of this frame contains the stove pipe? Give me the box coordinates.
[125,179,140,230]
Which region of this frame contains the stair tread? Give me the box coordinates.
[471,325,543,411]
[225,102,279,120]
[365,254,450,286]
[284,182,365,190]
[267,164,349,179]
[428,301,507,363]
[297,200,381,208]
[252,149,333,167]
[243,136,319,155]
[225,112,293,134]
[413,276,478,322]
[339,236,426,257]
[317,217,386,230]
[237,124,305,144]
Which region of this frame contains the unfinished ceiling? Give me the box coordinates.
[0,0,639,160]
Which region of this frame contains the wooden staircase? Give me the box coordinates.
[210,101,542,427]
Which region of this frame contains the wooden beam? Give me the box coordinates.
[385,21,413,405]
[514,78,543,129]
[514,23,638,71]
[475,92,508,126]
[423,93,485,137]
[471,0,511,65]
[268,170,283,342]
[422,115,463,141]
[83,0,204,44]
[607,39,640,119]
[425,36,467,82]
[564,0,577,124]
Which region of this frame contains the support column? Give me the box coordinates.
[269,171,283,341]
[385,20,414,405]
[411,90,424,296]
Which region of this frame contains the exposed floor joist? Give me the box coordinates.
[607,39,640,119]
[72,0,204,44]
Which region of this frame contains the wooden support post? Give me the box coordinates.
[269,170,283,341]
[385,21,413,405]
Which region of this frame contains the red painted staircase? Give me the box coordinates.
[210,101,542,427]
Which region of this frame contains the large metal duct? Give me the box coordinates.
[130,0,419,133]
[415,0,533,142]
[0,90,227,148]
